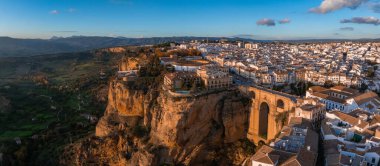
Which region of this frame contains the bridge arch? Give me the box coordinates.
[258,102,269,139]
[245,85,298,144]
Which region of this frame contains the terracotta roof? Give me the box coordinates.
[312,92,329,99]
[288,117,312,129]
[281,147,317,166]
[322,89,356,98]
[281,156,301,166]
[251,145,296,165]
[309,86,327,92]
[357,121,369,129]
[296,147,317,166]
[344,140,363,150]
[251,145,277,164]
[312,92,347,104]
[278,126,292,139]
[330,111,360,126]
[300,104,324,112]
[309,86,380,107]
[353,91,379,105]
[370,115,380,126]
[331,86,358,94]
[348,109,372,118]
[331,86,346,90]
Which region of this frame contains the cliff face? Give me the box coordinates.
[149,90,251,165]
[62,78,253,165]
[95,80,152,137]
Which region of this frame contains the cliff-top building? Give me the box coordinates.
[164,72,200,91]
[196,65,232,90]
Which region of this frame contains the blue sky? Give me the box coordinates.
[0,0,380,39]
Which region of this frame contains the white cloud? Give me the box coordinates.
[50,10,59,14]
[278,18,291,24]
[257,18,276,26]
[310,0,368,14]
[340,27,354,31]
[340,16,380,25]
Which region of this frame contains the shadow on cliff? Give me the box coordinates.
[151,90,253,165]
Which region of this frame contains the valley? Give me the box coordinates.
[0,49,123,165]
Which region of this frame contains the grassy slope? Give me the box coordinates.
[0,50,123,165]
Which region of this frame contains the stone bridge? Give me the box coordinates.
[239,85,299,145]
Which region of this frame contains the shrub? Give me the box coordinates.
[240,139,255,155]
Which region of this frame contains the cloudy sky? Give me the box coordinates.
[1,0,380,40]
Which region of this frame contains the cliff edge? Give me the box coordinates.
[60,56,255,166]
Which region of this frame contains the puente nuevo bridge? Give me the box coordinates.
[239,85,300,145]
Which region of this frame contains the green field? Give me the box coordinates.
[0,50,123,165]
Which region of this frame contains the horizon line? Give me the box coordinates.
[1,35,380,41]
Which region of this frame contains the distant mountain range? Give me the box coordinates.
[0,36,228,57]
[1,36,380,57]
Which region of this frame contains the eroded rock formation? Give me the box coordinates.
[62,81,254,165]
[61,58,254,165]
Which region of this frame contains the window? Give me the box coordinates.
[277,99,284,109]
[372,157,376,163]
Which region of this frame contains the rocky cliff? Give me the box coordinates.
[61,59,254,166]
[149,89,251,165]
[61,81,254,165]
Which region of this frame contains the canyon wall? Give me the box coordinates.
[62,57,254,165]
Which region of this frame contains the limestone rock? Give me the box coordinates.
[66,78,253,165]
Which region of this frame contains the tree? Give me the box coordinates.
[324,80,334,88]
[367,70,375,78]
[360,83,368,92]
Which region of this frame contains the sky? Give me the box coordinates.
[1,0,380,40]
